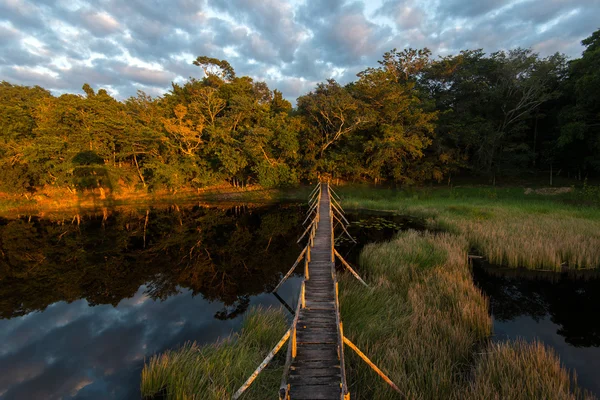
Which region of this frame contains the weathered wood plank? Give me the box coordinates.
[286,183,346,399]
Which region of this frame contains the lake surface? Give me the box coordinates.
[473,264,600,396]
[0,202,414,399]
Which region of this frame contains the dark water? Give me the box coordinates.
[473,264,600,396]
[0,203,414,399]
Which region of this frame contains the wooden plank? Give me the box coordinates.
[284,183,347,399]
[289,385,341,399]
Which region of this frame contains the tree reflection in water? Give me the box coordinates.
[473,263,600,347]
[473,262,600,396]
[0,203,305,320]
[0,204,416,399]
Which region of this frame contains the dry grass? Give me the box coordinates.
[467,340,593,399]
[340,231,491,399]
[447,208,600,270]
[338,230,589,399]
[341,186,600,270]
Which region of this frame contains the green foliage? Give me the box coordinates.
[1,30,600,196]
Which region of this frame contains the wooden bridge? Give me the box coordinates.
[233,183,399,400]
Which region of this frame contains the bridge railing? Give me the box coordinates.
[278,182,322,399]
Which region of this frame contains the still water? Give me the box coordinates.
[473,264,600,396]
[0,203,412,399]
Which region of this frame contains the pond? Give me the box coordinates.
[472,263,600,396]
[0,202,417,399]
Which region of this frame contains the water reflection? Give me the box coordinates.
[0,204,411,399]
[473,263,600,395]
[0,203,306,399]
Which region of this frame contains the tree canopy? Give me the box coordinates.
[1,29,599,195]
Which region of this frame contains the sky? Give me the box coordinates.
[0,0,598,102]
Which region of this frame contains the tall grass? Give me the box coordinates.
[340,185,600,270]
[338,230,589,399]
[340,231,491,399]
[140,308,287,400]
[467,340,592,399]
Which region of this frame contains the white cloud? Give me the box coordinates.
[0,0,596,102]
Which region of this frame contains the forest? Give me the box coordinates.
[1,29,599,196]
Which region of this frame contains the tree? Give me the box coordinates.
[193,56,236,82]
[352,59,437,183]
[297,80,368,160]
[557,29,600,175]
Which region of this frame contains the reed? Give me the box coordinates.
[339,231,492,399]
[341,186,600,270]
[338,230,588,399]
[140,307,287,400]
[467,339,592,399]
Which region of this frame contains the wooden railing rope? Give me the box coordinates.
[272,246,308,293]
[234,182,399,399]
[334,248,368,287]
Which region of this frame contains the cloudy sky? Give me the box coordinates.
[1,0,598,102]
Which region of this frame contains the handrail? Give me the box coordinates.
[233,329,291,399]
[279,289,303,399]
[329,183,349,399]
[334,249,368,287]
[272,246,308,293]
[330,202,350,226]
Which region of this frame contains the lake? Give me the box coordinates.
[0,202,414,399]
[473,263,600,397]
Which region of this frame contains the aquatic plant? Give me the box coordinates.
[141,308,287,399]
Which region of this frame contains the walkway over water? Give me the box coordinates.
[285,183,346,399]
[233,183,399,400]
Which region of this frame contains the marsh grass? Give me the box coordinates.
[339,230,588,399]
[340,185,600,270]
[340,231,492,399]
[468,340,593,399]
[140,308,287,400]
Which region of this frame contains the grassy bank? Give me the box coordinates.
[141,308,288,399]
[339,230,589,399]
[140,230,590,399]
[0,184,313,217]
[140,185,596,399]
[340,185,600,270]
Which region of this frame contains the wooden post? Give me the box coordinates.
[334,249,368,287]
[343,336,402,394]
[305,256,309,280]
[232,329,291,399]
[297,219,316,243]
[331,202,350,225]
[272,246,307,293]
[332,213,356,243]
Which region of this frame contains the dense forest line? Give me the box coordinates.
[1,29,599,196]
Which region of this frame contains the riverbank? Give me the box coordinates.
[140,185,597,399]
[340,185,600,270]
[0,184,313,218]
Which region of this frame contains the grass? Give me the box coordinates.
[140,308,287,399]
[340,185,600,270]
[140,184,596,399]
[338,230,591,399]
[340,231,491,398]
[467,340,592,399]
